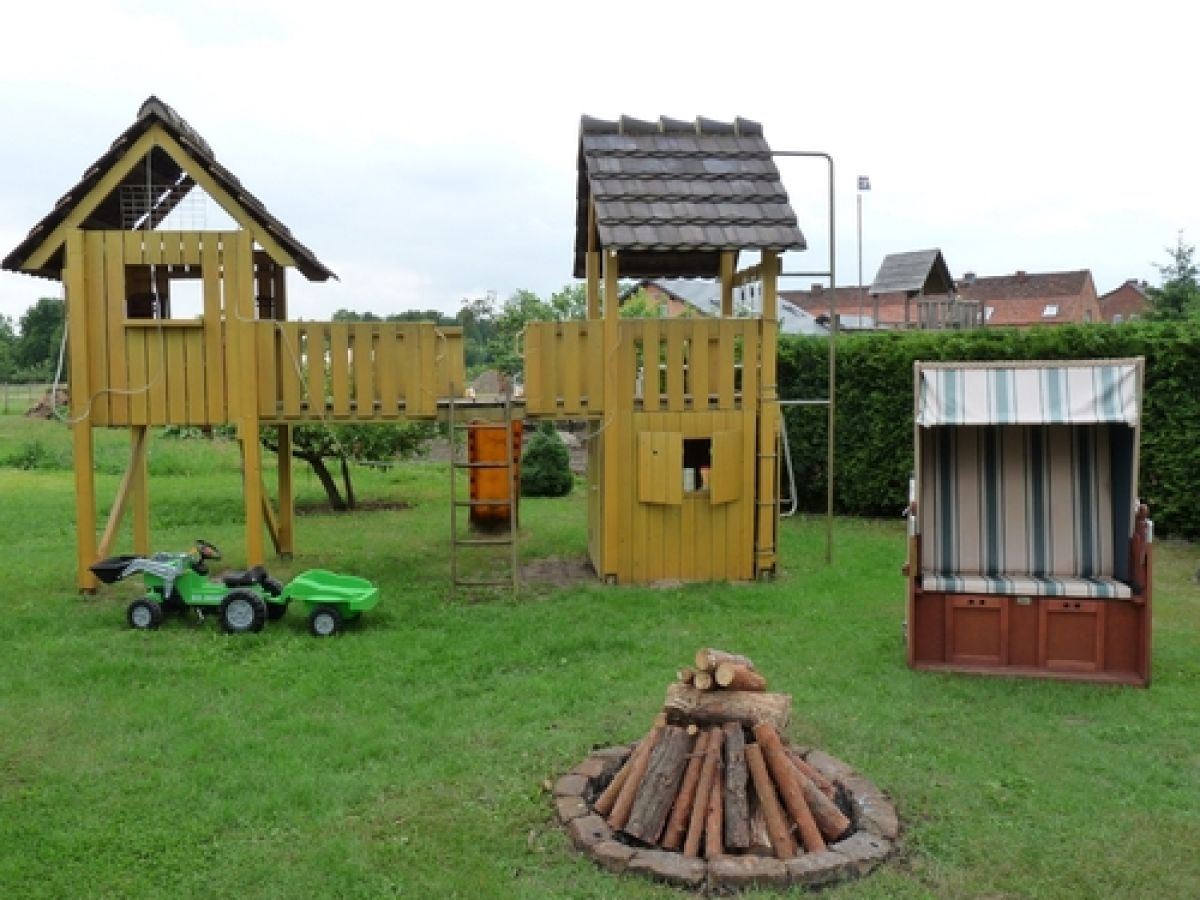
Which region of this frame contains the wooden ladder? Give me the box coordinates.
[448,394,519,597]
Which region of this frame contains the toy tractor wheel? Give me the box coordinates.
[127,597,163,631]
[308,605,343,637]
[266,601,289,622]
[219,590,267,634]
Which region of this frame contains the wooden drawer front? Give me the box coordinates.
[946,595,1008,666]
[1039,599,1105,673]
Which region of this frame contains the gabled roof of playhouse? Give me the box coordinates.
[2,96,336,282]
[574,115,806,278]
[869,249,955,297]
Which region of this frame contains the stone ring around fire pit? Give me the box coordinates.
[554,744,898,892]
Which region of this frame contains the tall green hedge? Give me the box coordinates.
[777,321,1200,538]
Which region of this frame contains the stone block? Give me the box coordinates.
[555,795,589,824]
[842,776,900,840]
[830,832,891,877]
[590,839,637,874]
[553,773,588,798]
[567,814,612,850]
[785,849,852,887]
[804,749,855,783]
[570,756,610,780]
[625,848,707,888]
[708,854,789,890]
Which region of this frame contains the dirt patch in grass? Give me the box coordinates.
[520,554,597,588]
[296,499,413,515]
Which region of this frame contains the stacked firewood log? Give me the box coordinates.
[593,649,853,861]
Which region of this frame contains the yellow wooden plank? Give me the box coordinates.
[743,326,760,577]
[328,324,348,415]
[641,318,660,412]
[146,329,168,424]
[277,425,295,556]
[711,427,743,505]
[689,322,710,411]
[561,323,582,415]
[165,330,187,423]
[306,325,327,418]
[440,328,464,398]
[279,322,303,418]
[181,232,202,268]
[201,236,225,424]
[419,324,437,417]
[127,328,149,425]
[541,323,559,414]
[353,323,375,417]
[162,231,183,267]
[239,421,266,566]
[233,232,257,427]
[64,232,98,589]
[83,231,109,425]
[220,235,242,421]
[617,325,637,582]
[142,232,164,266]
[124,231,145,266]
[256,323,277,419]
[586,322,604,414]
[602,252,621,578]
[717,319,736,410]
[523,324,543,412]
[130,425,150,555]
[375,326,398,416]
[665,324,684,411]
[719,251,735,316]
[184,328,205,423]
[102,232,129,423]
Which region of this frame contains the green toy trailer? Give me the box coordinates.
[90,540,378,637]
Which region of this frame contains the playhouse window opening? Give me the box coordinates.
[125,264,204,321]
[683,437,712,493]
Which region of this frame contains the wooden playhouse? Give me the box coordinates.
[904,358,1152,685]
[522,115,807,583]
[2,98,463,590]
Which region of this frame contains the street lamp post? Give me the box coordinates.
[857,175,870,327]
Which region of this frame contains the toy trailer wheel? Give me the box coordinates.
[127,597,163,630]
[308,605,343,637]
[219,590,267,634]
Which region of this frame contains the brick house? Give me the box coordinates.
[1098,279,1151,323]
[960,270,1102,326]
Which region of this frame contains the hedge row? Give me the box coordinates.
[776,321,1200,539]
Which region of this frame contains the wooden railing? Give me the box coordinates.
[254,321,464,421]
[523,318,763,416]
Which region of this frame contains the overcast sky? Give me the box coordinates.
[1,0,1195,323]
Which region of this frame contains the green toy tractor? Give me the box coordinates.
[90,540,378,637]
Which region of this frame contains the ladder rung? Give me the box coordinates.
[456,537,514,546]
[454,500,516,507]
[454,578,517,587]
[453,461,513,469]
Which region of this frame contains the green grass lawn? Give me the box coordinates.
[1,417,1198,898]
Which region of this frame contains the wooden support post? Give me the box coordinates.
[277,424,294,558]
[130,426,149,555]
[260,476,281,554]
[719,251,735,317]
[755,251,780,577]
[65,233,98,592]
[586,200,601,320]
[97,427,149,559]
[601,249,620,580]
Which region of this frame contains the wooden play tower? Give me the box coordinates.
[4,103,807,589]
[524,115,806,582]
[2,98,462,590]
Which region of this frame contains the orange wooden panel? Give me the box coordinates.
[946,595,1009,666]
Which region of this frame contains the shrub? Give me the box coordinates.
[520,422,573,497]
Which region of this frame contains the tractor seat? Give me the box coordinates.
[221,565,268,588]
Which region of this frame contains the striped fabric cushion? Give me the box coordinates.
[920,573,1131,598]
[920,424,1117,583]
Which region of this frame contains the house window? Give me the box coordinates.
[1042,304,1059,318]
[984,306,995,322]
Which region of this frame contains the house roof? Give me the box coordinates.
[633,278,828,336]
[869,249,955,297]
[960,270,1097,326]
[3,96,335,282]
[574,115,806,279]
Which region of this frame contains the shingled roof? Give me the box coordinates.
[574,115,806,278]
[869,249,955,297]
[3,97,335,282]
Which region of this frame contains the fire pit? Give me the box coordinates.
[553,650,898,891]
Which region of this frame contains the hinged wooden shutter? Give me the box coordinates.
[638,431,683,505]
[710,429,742,505]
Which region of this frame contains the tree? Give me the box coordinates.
[16,297,64,376]
[619,287,665,319]
[1147,233,1200,319]
[261,421,435,511]
[520,422,574,497]
[0,315,15,381]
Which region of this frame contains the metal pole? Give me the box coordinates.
[771,150,836,564]
[857,192,863,323]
